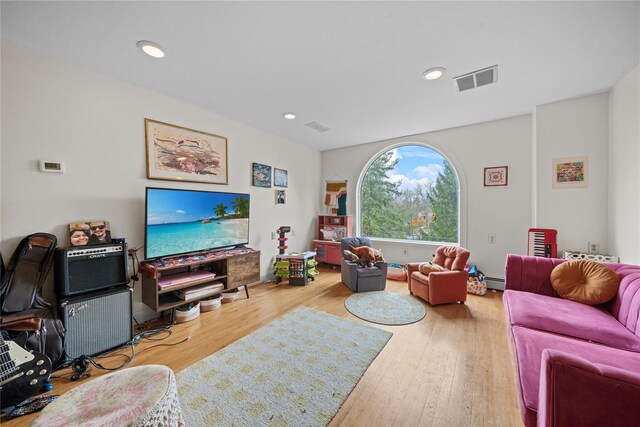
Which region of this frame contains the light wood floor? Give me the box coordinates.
[2,267,522,426]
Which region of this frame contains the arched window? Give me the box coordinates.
[359,144,460,243]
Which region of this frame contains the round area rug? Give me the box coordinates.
[344,291,426,325]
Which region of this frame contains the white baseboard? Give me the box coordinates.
[133,305,161,323]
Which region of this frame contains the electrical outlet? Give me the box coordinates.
[488,233,496,244]
[291,229,296,237]
[588,241,599,254]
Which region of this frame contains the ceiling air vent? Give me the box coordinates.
[453,65,498,92]
[305,122,330,133]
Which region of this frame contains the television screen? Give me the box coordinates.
[145,187,250,260]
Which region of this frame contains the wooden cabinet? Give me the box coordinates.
[313,215,352,265]
[227,252,260,286]
[313,240,342,265]
[140,249,260,312]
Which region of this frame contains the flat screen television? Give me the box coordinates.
[144,187,250,260]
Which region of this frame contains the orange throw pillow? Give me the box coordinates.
[550,260,620,305]
[418,262,445,275]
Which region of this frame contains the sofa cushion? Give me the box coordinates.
[504,290,640,352]
[509,325,640,414]
[550,260,620,305]
[410,270,428,285]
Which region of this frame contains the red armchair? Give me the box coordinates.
[407,246,470,305]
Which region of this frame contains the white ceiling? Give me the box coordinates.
[2,1,639,151]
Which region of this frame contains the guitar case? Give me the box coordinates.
[0,233,65,368]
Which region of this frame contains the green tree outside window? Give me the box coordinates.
[360,145,459,243]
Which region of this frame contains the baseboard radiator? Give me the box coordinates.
[485,276,505,291]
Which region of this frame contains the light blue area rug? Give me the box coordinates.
[345,291,426,325]
[176,307,392,426]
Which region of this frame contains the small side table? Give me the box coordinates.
[32,365,182,426]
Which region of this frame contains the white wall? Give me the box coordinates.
[322,91,627,279]
[1,41,322,319]
[609,65,640,264]
[322,115,533,281]
[534,93,609,255]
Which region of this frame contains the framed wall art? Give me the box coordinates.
[145,119,228,184]
[252,162,272,187]
[275,189,286,204]
[552,156,588,189]
[274,168,288,188]
[484,166,508,187]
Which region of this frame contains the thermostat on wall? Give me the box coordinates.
[39,160,65,173]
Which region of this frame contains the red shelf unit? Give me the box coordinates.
[312,215,352,265]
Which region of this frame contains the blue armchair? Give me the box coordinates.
[340,237,387,292]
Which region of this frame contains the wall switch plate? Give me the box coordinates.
[271,232,277,240]
[588,241,599,254]
[488,233,496,244]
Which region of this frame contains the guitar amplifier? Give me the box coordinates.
[59,286,133,360]
[54,243,129,297]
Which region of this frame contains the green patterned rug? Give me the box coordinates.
[176,307,392,426]
[344,291,426,325]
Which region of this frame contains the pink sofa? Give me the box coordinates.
[503,255,640,426]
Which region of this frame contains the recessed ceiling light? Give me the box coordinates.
[422,67,446,80]
[282,112,296,120]
[136,40,166,58]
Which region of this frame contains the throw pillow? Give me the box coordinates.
[343,250,360,264]
[550,260,620,305]
[418,261,445,275]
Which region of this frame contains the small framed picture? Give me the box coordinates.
[252,162,272,188]
[69,220,112,246]
[552,156,588,189]
[274,168,288,188]
[275,189,286,204]
[484,166,508,187]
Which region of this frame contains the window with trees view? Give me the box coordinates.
[360,145,459,243]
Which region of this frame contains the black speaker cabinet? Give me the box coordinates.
[59,286,133,360]
[54,243,129,297]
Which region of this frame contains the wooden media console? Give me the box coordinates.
[139,248,260,312]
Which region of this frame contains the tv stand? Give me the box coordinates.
[139,248,260,312]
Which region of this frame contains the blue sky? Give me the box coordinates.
[147,188,249,224]
[386,145,445,191]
